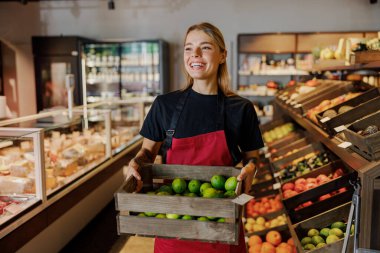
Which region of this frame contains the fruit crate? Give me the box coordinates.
[115,163,244,244]
[271,142,325,172]
[292,202,353,252]
[246,227,298,253]
[316,87,380,136]
[287,185,354,223]
[289,81,349,115]
[344,110,380,161]
[245,194,284,219]
[270,137,311,162]
[351,51,380,64]
[244,212,289,237]
[280,160,357,210]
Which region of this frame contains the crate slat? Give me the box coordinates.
[117,215,239,244]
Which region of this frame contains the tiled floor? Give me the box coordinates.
[60,201,154,253]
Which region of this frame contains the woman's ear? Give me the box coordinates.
[220,50,227,64]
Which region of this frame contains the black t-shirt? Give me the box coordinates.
[140,88,264,156]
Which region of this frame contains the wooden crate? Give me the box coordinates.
[316,88,380,136]
[115,163,243,244]
[288,187,354,223]
[352,51,380,64]
[292,202,354,253]
[344,110,380,161]
[281,160,357,210]
[270,137,311,161]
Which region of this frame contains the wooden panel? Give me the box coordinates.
[115,193,237,218]
[297,33,364,52]
[239,34,296,53]
[371,190,380,249]
[364,32,379,39]
[374,179,380,190]
[271,137,310,159]
[148,164,241,181]
[117,215,239,244]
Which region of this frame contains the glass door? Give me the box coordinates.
[34,56,80,112]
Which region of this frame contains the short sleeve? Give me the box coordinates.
[139,97,166,142]
[238,103,264,152]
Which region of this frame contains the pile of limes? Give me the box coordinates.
[135,175,239,221]
[148,175,238,198]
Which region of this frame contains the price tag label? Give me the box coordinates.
[265,153,271,158]
[231,193,254,206]
[294,104,302,109]
[320,117,331,123]
[338,142,352,149]
[273,182,281,190]
[334,125,347,133]
[273,172,280,178]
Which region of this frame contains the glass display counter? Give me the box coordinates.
[0,128,43,228]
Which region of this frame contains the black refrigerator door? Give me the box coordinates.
[34,56,81,112]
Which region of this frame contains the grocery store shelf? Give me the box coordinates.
[276,101,370,171]
[308,61,380,72]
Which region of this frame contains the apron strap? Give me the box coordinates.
[161,88,190,160]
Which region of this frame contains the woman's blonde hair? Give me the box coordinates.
[183,22,234,96]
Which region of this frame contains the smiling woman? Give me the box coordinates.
[124,22,264,253]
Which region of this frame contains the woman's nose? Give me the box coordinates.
[192,47,201,57]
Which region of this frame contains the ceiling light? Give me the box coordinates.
[108,0,115,10]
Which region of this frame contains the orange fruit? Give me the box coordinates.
[248,235,262,247]
[266,230,282,246]
[249,243,262,253]
[261,242,276,253]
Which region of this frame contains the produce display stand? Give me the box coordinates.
[275,97,380,250]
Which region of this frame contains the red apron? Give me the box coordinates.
[154,89,246,253]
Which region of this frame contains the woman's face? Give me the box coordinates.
[184,29,225,83]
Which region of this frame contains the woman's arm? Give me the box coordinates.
[237,150,260,194]
[123,138,162,191]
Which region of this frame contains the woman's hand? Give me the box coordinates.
[237,162,256,194]
[123,157,143,192]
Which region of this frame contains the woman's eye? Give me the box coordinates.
[185,47,192,51]
[202,46,211,50]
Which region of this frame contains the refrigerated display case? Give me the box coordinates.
[83,39,169,103]
[0,128,44,228]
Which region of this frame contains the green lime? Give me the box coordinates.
[182,215,194,220]
[326,234,340,244]
[211,175,226,190]
[301,237,312,246]
[146,191,156,195]
[312,235,325,245]
[216,190,225,198]
[144,212,157,217]
[331,221,346,230]
[320,228,330,238]
[197,216,209,221]
[137,213,146,217]
[224,190,237,198]
[350,224,355,235]
[225,176,238,191]
[217,218,225,223]
[166,213,181,219]
[308,228,319,237]
[207,216,218,221]
[329,228,343,238]
[200,182,212,196]
[304,244,316,250]
[316,242,326,248]
[157,191,171,196]
[184,192,197,197]
[155,214,166,219]
[188,179,201,193]
[202,187,218,198]
[158,185,173,195]
[172,178,187,194]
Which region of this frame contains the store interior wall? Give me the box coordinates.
[0,0,379,116]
